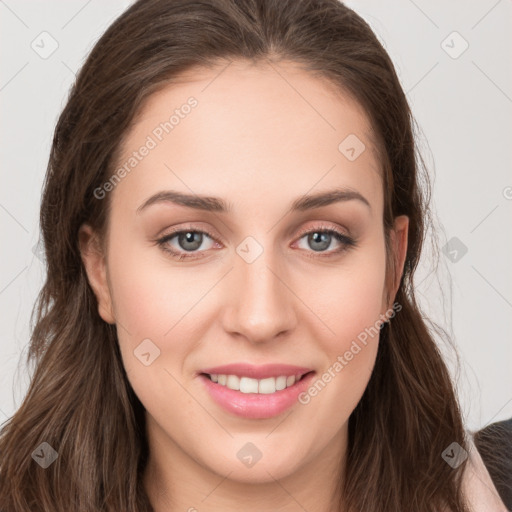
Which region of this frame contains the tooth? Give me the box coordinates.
[258,377,276,394]
[286,375,296,387]
[275,376,287,391]
[226,375,240,391]
[239,377,259,393]
[209,373,303,393]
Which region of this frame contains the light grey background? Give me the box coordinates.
[1,0,511,433]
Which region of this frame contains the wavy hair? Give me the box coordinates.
[0,0,471,510]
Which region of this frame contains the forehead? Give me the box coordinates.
[112,59,383,217]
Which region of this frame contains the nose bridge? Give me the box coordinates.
[223,237,296,342]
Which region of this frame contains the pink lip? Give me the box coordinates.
[198,363,313,380]
[198,371,316,419]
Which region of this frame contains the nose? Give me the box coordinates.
[221,248,298,344]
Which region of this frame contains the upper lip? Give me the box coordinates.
[198,363,314,380]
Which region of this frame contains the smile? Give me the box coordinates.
[198,370,316,419]
[204,373,309,394]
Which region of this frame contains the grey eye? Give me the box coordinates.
[177,231,204,251]
[306,232,332,252]
[163,230,215,254]
[296,231,340,252]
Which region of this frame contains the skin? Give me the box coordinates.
[79,59,409,511]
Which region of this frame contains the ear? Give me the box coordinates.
[78,223,116,324]
[387,214,409,305]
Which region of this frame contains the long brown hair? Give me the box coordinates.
[0,1,471,510]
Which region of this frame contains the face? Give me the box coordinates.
[80,59,408,489]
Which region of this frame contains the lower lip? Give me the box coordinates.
[199,372,316,419]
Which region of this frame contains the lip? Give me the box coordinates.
[198,370,316,419]
[197,363,313,380]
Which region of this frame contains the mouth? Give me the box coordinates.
[198,369,317,419]
[199,371,315,394]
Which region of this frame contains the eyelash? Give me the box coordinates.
[156,223,357,261]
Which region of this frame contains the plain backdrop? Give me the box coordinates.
[0,0,511,433]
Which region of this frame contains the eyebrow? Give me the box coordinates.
[136,187,371,214]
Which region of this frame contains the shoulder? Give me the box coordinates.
[461,434,508,511]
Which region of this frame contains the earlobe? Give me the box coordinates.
[78,224,116,324]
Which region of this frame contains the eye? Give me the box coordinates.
[156,226,218,261]
[294,224,357,257]
[156,223,357,261]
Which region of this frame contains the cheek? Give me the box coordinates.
[107,239,191,335]
[318,281,383,390]
[327,269,385,349]
[105,238,198,389]
[302,239,386,410]
[298,261,386,427]
[311,243,387,352]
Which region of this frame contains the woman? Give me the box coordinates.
[0,0,506,510]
